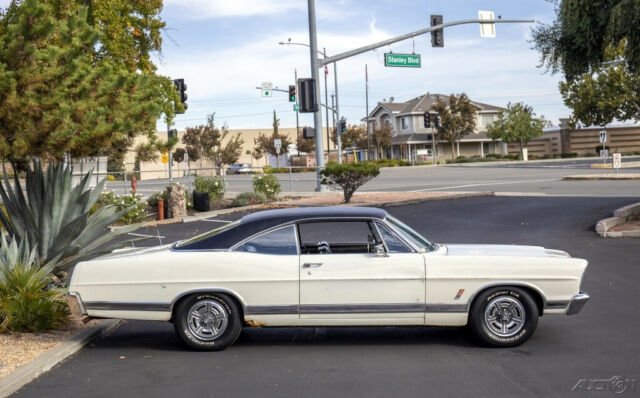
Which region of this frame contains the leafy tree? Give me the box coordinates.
[372,124,392,159]
[559,42,640,126]
[0,0,178,163]
[331,124,368,150]
[531,0,639,78]
[432,94,477,160]
[321,162,380,203]
[487,103,548,160]
[254,111,292,166]
[297,136,315,154]
[182,113,243,173]
[532,1,640,125]
[173,148,186,164]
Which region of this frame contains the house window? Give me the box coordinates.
[401,117,409,130]
[480,114,496,128]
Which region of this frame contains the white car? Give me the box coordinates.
[67,207,589,350]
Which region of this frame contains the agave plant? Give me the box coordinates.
[0,235,69,332]
[0,160,140,274]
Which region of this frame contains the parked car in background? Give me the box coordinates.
[226,163,254,175]
[67,207,589,351]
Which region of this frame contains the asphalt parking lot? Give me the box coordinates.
[14,196,640,397]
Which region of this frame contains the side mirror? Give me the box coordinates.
[374,244,388,257]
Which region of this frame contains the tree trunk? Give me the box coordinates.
[450,141,456,160]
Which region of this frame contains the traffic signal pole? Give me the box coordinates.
[307,0,325,191]
[334,61,342,164]
[306,0,534,188]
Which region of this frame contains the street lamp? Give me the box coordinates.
[279,40,343,164]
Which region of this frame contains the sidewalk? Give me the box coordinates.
[273,191,492,207]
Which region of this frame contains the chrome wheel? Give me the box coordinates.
[187,299,229,341]
[484,296,526,337]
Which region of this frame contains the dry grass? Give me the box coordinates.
[0,315,97,379]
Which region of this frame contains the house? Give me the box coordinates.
[365,94,506,160]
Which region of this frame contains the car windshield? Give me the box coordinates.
[174,220,241,248]
[385,215,436,252]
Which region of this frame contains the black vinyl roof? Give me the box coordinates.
[174,206,387,251]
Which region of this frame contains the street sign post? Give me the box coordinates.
[384,53,421,68]
[613,153,622,173]
[600,149,609,160]
[599,130,607,143]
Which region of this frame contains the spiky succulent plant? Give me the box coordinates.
[0,160,140,274]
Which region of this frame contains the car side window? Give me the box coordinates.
[235,225,298,255]
[376,222,411,253]
[298,221,379,254]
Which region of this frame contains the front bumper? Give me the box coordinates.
[65,292,87,317]
[566,292,589,315]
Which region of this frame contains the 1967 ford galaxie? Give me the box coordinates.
[67,207,589,350]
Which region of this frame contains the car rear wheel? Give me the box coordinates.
[174,293,242,351]
[469,286,538,347]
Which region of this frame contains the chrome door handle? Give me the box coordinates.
[302,262,323,268]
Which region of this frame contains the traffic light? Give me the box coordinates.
[430,15,444,47]
[303,126,315,139]
[168,129,178,139]
[423,112,431,128]
[298,78,318,113]
[340,118,347,134]
[434,115,441,128]
[173,78,188,113]
[288,85,296,102]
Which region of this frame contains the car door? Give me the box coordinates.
[298,219,425,322]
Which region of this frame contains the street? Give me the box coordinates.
[14,195,640,397]
[106,157,640,197]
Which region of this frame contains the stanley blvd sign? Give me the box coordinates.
[384,53,421,68]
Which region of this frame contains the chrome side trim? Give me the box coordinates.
[84,301,170,312]
[300,303,426,314]
[246,305,298,315]
[169,288,248,314]
[464,281,550,310]
[424,303,469,313]
[566,292,590,315]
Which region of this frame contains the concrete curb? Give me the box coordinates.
[443,156,606,167]
[595,202,640,238]
[0,319,122,398]
[563,174,640,180]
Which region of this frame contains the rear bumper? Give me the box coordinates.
[566,292,589,315]
[65,292,87,317]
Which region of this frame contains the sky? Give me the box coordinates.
[1,0,571,131]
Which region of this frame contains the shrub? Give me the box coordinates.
[194,176,225,201]
[0,237,69,332]
[96,191,147,224]
[321,162,380,203]
[253,174,281,199]
[232,192,267,207]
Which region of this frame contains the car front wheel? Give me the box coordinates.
[174,293,242,351]
[469,286,538,347]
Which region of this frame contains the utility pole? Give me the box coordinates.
[295,68,300,156]
[323,48,330,159]
[365,64,370,160]
[307,0,325,191]
[334,61,342,163]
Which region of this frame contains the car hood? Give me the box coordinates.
[443,244,571,258]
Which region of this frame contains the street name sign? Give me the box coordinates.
[384,53,421,68]
[599,130,607,143]
[161,150,169,164]
[613,153,622,169]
